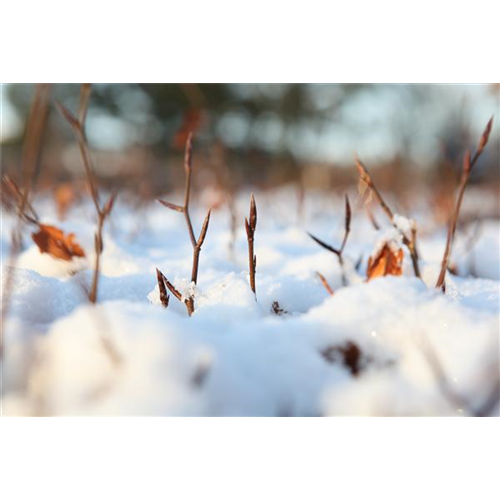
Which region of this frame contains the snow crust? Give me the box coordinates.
[2,188,499,416]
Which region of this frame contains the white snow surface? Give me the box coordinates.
[2,188,499,416]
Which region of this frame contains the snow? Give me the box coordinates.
[393,213,416,240]
[2,187,499,416]
[370,227,402,259]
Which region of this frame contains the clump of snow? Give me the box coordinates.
[370,227,402,260]
[393,213,416,240]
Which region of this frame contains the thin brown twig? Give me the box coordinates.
[78,83,91,125]
[18,84,52,219]
[157,133,212,316]
[435,117,493,291]
[58,86,122,371]
[56,85,116,303]
[308,194,351,286]
[340,194,351,254]
[2,175,39,224]
[355,157,421,278]
[316,271,334,296]
[245,193,257,296]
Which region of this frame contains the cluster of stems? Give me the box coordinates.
[355,158,421,278]
[157,133,211,316]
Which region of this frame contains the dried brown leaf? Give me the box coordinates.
[367,243,404,281]
[32,224,85,261]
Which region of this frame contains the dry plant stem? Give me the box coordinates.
[435,117,493,290]
[316,272,334,296]
[57,83,123,368]
[78,83,91,125]
[90,212,105,303]
[245,193,257,296]
[57,85,116,304]
[160,273,195,316]
[18,84,51,218]
[156,268,170,308]
[340,194,351,254]
[183,135,197,247]
[191,209,211,283]
[1,84,51,357]
[2,176,39,224]
[157,133,211,316]
[308,194,351,286]
[355,158,421,278]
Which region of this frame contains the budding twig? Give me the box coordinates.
[57,84,116,303]
[435,117,493,291]
[308,194,351,286]
[355,158,421,278]
[156,268,170,308]
[245,193,257,296]
[157,133,211,316]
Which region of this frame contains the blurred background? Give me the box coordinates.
[1,84,499,201]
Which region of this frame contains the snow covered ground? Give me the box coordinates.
[2,187,499,416]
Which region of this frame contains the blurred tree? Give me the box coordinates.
[6,83,370,156]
